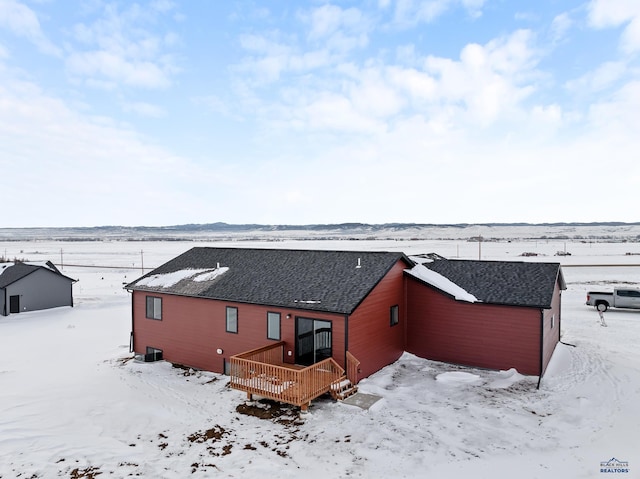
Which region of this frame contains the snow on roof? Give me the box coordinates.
[0,263,11,276]
[25,261,56,270]
[192,267,229,282]
[138,267,229,288]
[406,263,479,303]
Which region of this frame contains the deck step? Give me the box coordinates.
[330,377,358,401]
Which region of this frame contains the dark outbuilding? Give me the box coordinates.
[0,261,77,316]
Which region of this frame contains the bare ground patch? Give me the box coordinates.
[69,466,102,479]
[236,399,305,427]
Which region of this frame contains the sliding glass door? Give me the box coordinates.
[295,318,332,366]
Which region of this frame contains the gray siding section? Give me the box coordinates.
[4,269,73,315]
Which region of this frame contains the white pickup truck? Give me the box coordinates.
[586,288,640,311]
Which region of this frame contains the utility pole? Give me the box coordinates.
[60,249,64,270]
[141,250,144,273]
[478,235,483,260]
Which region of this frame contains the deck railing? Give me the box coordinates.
[230,342,346,409]
[346,350,360,385]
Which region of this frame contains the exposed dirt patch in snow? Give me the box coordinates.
[187,425,228,444]
[70,466,102,479]
[236,399,304,427]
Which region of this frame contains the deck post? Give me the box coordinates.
[247,392,253,401]
[301,402,310,412]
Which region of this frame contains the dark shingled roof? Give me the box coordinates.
[126,247,411,314]
[0,261,75,289]
[414,258,566,308]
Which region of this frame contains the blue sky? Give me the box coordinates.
[0,0,638,227]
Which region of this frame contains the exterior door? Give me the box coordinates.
[9,295,20,314]
[296,318,332,366]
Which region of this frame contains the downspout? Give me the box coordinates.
[71,279,77,308]
[558,291,562,344]
[2,288,6,316]
[129,289,135,353]
[536,309,544,390]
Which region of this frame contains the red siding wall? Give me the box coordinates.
[405,278,542,375]
[132,263,563,379]
[132,291,345,374]
[541,281,562,374]
[347,260,407,379]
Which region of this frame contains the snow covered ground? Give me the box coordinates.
[0,237,639,478]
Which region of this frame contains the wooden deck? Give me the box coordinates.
[229,342,359,410]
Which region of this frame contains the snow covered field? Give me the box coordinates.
[0,237,639,478]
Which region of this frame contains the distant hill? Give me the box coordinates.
[0,222,639,242]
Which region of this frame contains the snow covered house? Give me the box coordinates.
[0,261,77,316]
[126,247,565,409]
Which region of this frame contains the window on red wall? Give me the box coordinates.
[145,346,163,362]
[267,312,281,340]
[226,306,238,333]
[145,296,162,320]
[390,304,399,326]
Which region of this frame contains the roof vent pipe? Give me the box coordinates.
[216,262,220,269]
[356,257,361,269]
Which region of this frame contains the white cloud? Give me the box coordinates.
[235,29,353,87]
[307,5,354,39]
[227,8,640,224]
[421,30,539,126]
[65,2,179,89]
[233,5,368,88]
[387,66,437,102]
[306,4,370,43]
[0,75,216,227]
[303,4,371,55]
[66,50,172,89]
[550,13,573,42]
[302,91,386,134]
[192,94,230,116]
[588,0,640,27]
[349,67,405,118]
[0,0,61,56]
[235,23,541,135]
[514,11,539,22]
[236,34,294,83]
[390,0,486,27]
[122,101,166,118]
[565,61,627,93]
[588,0,640,54]
[587,79,640,135]
[151,0,176,14]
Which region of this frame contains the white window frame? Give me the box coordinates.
[146,296,162,320]
[267,312,281,340]
[226,306,238,333]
